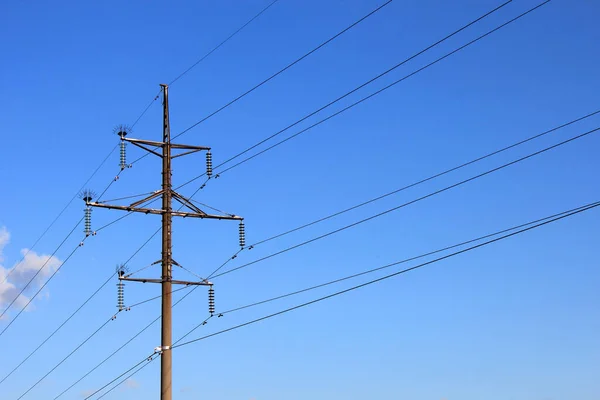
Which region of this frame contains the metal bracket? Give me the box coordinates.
[154,345,171,354]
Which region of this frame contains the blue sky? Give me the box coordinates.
[0,0,599,399]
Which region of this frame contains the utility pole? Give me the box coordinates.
[85,84,245,400]
[161,83,174,400]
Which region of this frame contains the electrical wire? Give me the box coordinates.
[126,286,191,309]
[17,274,193,398]
[83,199,600,396]
[0,218,84,325]
[169,0,281,86]
[1,208,164,389]
[52,4,553,386]
[0,273,114,386]
[43,101,592,397]
[84,315,215,399]
[96,170,123,202]
[172,0,395,140]
[0,0,265,289]
[189,198,235,216]
[203,107,600,276]
[15,313,119,400]
[129,0,282,165]
[94,354,158,399]
[209,126,600,279]
[173,200,600,349]
[173,0,517,189]
[50,163,210,399]
[131,91,161,129]
[54,287,200,400]
[105,198,600,324]
[217,200,600,316]
[176,262,208,282]
[212,0,551,178]
[97,191,156,204]
[82,353,157,400]
[0,145,116,287]
[94,197,161,233]
[1,80,156,288]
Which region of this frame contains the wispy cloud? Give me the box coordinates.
[0,227,62,318]
[123,378,140,390]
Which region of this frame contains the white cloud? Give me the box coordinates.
[0,227,62,318]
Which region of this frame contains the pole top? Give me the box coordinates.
[160,83,168,88]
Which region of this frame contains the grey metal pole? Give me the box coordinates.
[160,83,173,400]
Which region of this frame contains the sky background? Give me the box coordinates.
[0,0,599,399]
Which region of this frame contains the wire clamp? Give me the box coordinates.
[154,345,171,354]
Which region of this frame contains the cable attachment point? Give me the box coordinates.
[238,221,246,248]
[208,285,215,316]
[206,151,213,177]
[154,345,170,354]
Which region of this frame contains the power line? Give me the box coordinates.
[17,279,184,398]
[130,0,394,166]
[94,197,161,233]
[168,0,282,86]
[1,82,157,288]
[131,91,161,128]
[186,0,518,185]
[97,191,156,204]
[212,0,551,178]
[0,208,163,388]
[108,199,600,325]
[95,355,158,399]
[54,288,199,400]
[189,198,236,216]
[173,200,600,349]
[0,218,83,325]
[89,198,600,394]
[0,241,83,339]
[0,147,116,287]
[1,0,270,295]
[15,314,118,400]
[99,198,599,391]
[49,102,592,396]
[128,0,283,165]
[127,286,191,309]
[217,200,600,316]
[170,0,518,190]
[0,273,113,387]
[172,0,395,140]
[82,316,216,399]
[206,108,600,277]
[209,126,600,279]
[83,353,157,400]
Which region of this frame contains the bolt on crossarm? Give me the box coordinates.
[86,84,244,400]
